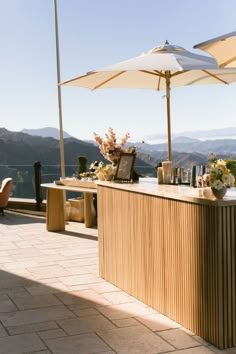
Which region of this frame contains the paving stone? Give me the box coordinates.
[0,305,75,326]
[6,287,31,297]
[0,294,17,312]
[97,302,155,320]
[9,293,62,310]
[0,333,46,353]
[88,282,120,293]
[55,289,111,308]
[58,314,116,335]
[27,265,71,279]
[55,291,93,308]
[60,247,97,257]
[72,307,100,317]
[7,321,59,335]
[101,290,134,304]
[45,333,110,353]
[158,328,201,349]
[0,256,16,264]
[38,328,67,340]
[62,266,89,275]
[27,351,51,354]
[4,260,39,270]
[136,313,181,331]
[59,274,103,286]
[0,277,33,290]
[0,243,17,251]
[25,282,68,295]
[97,325,174,354]
[0,323,8,337]
[112,318,140,327]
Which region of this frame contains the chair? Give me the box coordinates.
[0,178,13,215]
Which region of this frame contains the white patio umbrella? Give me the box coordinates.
[60,41,236,161]
[194,31,236,68]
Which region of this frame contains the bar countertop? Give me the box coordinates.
[96,177,236,206]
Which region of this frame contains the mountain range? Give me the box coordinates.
[0,128,151,171]
[1,127,236,199]
[143,127,236,141]
[1,127,236,170]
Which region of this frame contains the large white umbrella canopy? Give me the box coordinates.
[61,41,236,161]
[194,31,236,68]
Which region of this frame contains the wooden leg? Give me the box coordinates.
[84,193,96,228]
[46,189,65,231]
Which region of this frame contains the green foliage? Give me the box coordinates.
[77,156,87,176]
[226,159,236,186]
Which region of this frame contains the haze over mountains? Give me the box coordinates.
[22,127,73,140]
[1,127,236,170]
[0,128,151,171]
[21,126,236,143]
[143,127,236,142]
[21,126,236,155]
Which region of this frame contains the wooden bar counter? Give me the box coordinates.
[97,178,236,349]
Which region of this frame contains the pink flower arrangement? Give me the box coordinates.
[93,128,135,165]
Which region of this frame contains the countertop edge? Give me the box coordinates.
[96,178,236,206]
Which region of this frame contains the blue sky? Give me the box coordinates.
[1,0,236,143]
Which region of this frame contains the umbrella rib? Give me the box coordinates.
[141,70,166,78]
[202,70,229,84]
[171,71,189,78]
[92,71,126,89]
[59,71,97,85]
[220,56,236,68]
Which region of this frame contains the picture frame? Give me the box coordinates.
[114,153,136,183]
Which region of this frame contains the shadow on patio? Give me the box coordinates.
[0,212,230,354]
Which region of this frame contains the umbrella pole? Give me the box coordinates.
[165,72,172,161]
[54,0,65,177]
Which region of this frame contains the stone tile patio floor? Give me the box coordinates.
[0,211,235,354]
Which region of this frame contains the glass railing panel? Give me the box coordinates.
[0,163,156,200]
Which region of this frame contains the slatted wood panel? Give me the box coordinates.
[98,186,236,349]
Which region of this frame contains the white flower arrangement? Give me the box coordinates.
[90,161,115,181]
[205,153,235,190]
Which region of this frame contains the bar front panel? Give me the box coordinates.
[98,185,236,349]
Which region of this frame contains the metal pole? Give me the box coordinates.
[54,0,65,177]
[34,161,42,211]
[165,71,172,161]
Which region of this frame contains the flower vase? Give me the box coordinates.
[211,185,227,199]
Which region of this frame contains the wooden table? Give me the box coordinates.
[41,183,97,231]
[97,178,236,349]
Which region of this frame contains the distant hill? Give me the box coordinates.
[144,138,236,155]
[1,127,236,170]
[21,127,73,139]
[2,127,236,198]
[0,128,152,170]
[144,127,236,141]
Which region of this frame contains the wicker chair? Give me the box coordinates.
[0,178,13,215]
